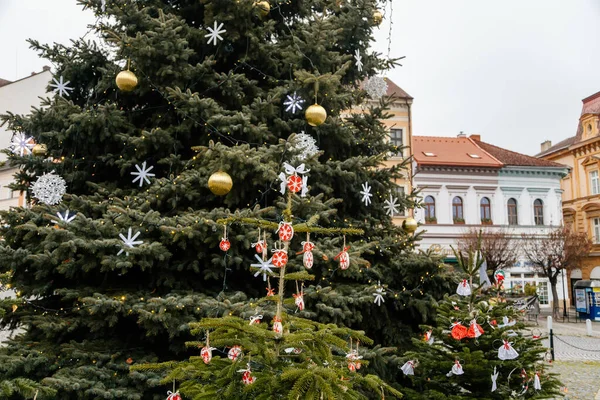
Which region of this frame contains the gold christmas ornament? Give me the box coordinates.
[402,217,418,233]
[116,70,138,92]
[254,0,270,16]
[208,171,233,196]
[305,104,327,126]
[373,10,383,25]
[32,143,48,157]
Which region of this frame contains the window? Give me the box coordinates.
[452,196,464,222]
[537,282,549,305]
[533,199,544,225]
[507,198,518,225]
[480,197,491,221]
[389,129,403,155]
[590,170,599,195]
[424,196,436,221]
[423,152,436,157]
[467,153,481,159]
[593,218,600,244]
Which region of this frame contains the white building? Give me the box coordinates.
[412,134,569,308]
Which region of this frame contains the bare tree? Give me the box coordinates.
[521,227,592,318]
[458,228,518,276]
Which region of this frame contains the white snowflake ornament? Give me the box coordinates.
[9,133,35,157]
[51,210,76,224]
[49,76,73,98]
[354,50,363,72]
[383,193,399,216]
[131,161,155,187]
[31,171,67,205]
[283,92,305,114]
[205,21,226,46]
[290,132,319,161]
[250,254,275,281]
[118,227,143,256]
[373,281,386,306]
[360,182,372,206]
[364,76,388,99]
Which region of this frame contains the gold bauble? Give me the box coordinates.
[305,104,327,127]
[115,70,138,92]
[32,143,47,157]
[373,10,383,25]
[402,217,418,233]
[254,0,270,16]
[208,171,233,196]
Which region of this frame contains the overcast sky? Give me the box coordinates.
[1,0,599,156]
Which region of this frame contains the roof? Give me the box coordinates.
[535,136,576,157]
[582,90,600,115]
[0,67,51,90]
[0,78,11,88]
[386,79,413,99]
[474,139,566,168]
[412,136,503,168]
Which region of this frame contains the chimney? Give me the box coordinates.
[540,140,552,153]
[457,131,466,138]
[470,134,481,141]
[42,66,51,71]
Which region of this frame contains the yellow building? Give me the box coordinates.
[349,79,413,224]
[538,90,600,289]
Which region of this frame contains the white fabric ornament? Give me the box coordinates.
[424,330,433,345]
[534,372,541,390]
[249,314,263,325]
[491,366,499,392]
[290,131,319,161]
[446,360,464,376]
[498,340,519,360]
[456,279,471,296]
[118,227,143,256]
[499,316,516,328]
[250,254,275,281]
[49,76,73,97]
[228,345,243,361]
[31,171,67,205]
[205,21,226,45]
[360,182,373,206]
[293,292,304,311]
[364,76,388,99]
[401,360,415,376]
[9,133,35,157]
[201,346,216,364]
[383,193,400,216]
[238,364,256,385]
[354,49,363,72]
[131,161,155,187]
[279,163,310,196]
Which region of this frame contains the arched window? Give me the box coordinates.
[452,197,464,222]
[424,196,436,221]
[507,198,518,225]
[534,199,544,225]
[480,197,491,222]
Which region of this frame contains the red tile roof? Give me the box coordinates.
[473,139,566,168]
[535,136,576,157]
[412,136,503,168]
[386,79,412,99]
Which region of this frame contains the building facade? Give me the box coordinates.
[538,90,600,290]
[413,134,569,308]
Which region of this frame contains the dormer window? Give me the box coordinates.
[467,153,481,159]
[423,152,436,157]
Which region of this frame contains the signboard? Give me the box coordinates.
[575,289,587,313]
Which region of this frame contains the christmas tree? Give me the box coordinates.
[0,0,449,398]
[399,248,561,399]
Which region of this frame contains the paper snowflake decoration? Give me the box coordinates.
[9,133,35,157]
[360,182,372,206]
[291,132,319,161]
[118,227,143,256]
[31,171,67,205]
[364,76,388,99]
[283,92,305,114]
[354,50,363,72]
[51,210,76,224]
[131,161,155,187]
[373,281,386,306]
[383,193,399,216]
[49,76,73,98]
[250,254,275,281]
[205,21,226,46]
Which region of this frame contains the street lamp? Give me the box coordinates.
[561,269,567,318]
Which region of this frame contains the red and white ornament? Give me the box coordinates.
[334,246,351,270]
[293,292,305,311]
[287,174,303,193]
[401,360,415,376]
[279,162,310,196]
[277,222,294,242]
[456,279,471,296]
[297,238,315,269]
[272,316,283,335]
[450,322,468,340]
[498,340,519,360]
[466,319,484,338]
[238,364,256,385]
[249,314,263,325]
[348,362,357,372]
[272,247,288,267]
[228,345,243,361]
[252,240,266,254]
[200,346,214,364]
[166,390,181,400]
[219,225,230,252]
[265,287,275,296]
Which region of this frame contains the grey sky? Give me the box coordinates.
[1,1,599,156]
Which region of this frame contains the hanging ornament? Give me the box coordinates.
[446,360,464,377]
[205,21,226,46]
[402,217,418,233]
[534,372,541,390]
[334,237,350,270]
[305,103,327,126]
[532,328,542,340]
[32,143,48,157]
[271,243,288,267]
[265,286,275,297]
[373,10,383,25]
[31,170,67,205]
[297,233,315,269]
[208,171,233,196]
[456,279,471,296]
[354,50,363,72]
[498,340,519,360]
[450,322,468,340]
[166,391,181,400]
[49,76,74,97]
[253,0,270,17]
[359,182,373,206]
[423,330,433,345]
[115,61,138,92]
[250,254,275,281]
[228,345,243,361]
[373,281,386,306]
[118,227,143,256]
[249,314,263,325]
[466,319,484,338]
[272,316,283,335]
[276,221,294,241]
[491,366,499,392]
[200,331,216,364]
[290,131,319,161]
[293,292,304,311]
[219,225,230,252]
[131,161,155,187]
[240,364,256,385]
[363,76,388,99]
[252,240,266,254]
[400,360,415,376]
[9,133,35,157]
[283,92,304,114]
[279,162,310,195]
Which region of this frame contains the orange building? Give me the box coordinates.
[538,90,600,288]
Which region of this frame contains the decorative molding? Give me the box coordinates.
[500,187,524,193]
[473,185,497,191]
[421,184,442,190]
[526,188,550,193]
[446,185,469,190]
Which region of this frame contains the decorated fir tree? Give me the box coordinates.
[0,0,450,398]
[398,248,561,399]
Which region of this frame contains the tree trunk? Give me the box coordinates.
[549,276,560,319]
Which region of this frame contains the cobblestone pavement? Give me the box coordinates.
[549,361,600,400]
[541,335,600,362]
